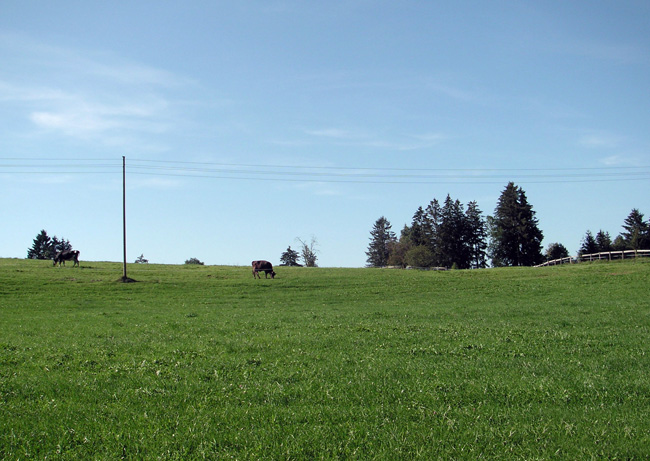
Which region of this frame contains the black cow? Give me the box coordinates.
[252,260,276,279]
[54,250,80,267]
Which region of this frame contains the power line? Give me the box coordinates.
[1,157,649,184]
[4,156,648,172]
[3,157,648,171]
[127,170,650,184]
[127,157,649,172]
[126,163,649,179]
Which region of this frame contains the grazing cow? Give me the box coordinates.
[252,260,276,279]
[54,250,80,267]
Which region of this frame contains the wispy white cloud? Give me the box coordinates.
[0,32,193,88]
[598,154,648,168]
[0,32,190,149]
[31,108,120,135]
[426,82,476,102]
[0,80,68,103]
[405,132,447,149]
[28,96,170,137]
[304,127,445,151]
[304,128,367,140]
[578,134,620,149]
[575,129,629,151]
[600,155,626,166]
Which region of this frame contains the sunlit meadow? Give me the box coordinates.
[1,258,648,458]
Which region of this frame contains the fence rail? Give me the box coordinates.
[536,249,650,267]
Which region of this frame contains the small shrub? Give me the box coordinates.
[185,258,204,265]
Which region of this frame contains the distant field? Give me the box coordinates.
[1,258,649,459]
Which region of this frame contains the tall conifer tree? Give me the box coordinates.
[366,216,396,267]
[27,230,52,260]
[489,182,544,266]
[621,209,649,250]
[466,201,488,269]
[579,230,599,255]
[438,195,469,268]
[595,230,612,252]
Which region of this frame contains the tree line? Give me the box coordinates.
[575,208,649,256]
[24,185,648,268]
[366,182,649,268]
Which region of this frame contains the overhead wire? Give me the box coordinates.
[0,157,649,184]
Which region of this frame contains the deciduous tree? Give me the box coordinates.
[297,236,319,267]
[404,245,435,268]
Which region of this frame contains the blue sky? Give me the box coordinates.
[1,1,648,267]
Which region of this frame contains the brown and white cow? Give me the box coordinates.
[252,260,276,279]
[54,250,80,267]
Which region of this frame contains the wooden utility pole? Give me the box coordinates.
[122,156,128,281]
[120,156,135,282]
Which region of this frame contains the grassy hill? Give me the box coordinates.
[1,258,648,458]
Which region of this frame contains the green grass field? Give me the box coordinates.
[1,258,649,459]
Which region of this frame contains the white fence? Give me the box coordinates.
[536,249,650,267]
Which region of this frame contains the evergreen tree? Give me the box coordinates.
[545,242,569,261]
[366,216,396,267]
[612,235,628,251]
[424,198,443,265]
[27,230,73,260]
[595,230,612,252]
[280,246,301,266]
[620,209,649,250]
[579,230,598,255]
[438,195,470,269]
[51,236,72,256]
[407,207,431,247]
[489,182,544,266]
[406,196,487,269]
[465,201,488,269]
[27,230,52,260]
[516,187,544,265]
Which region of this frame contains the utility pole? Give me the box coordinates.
[121,156,134,282]
[122,156,128,281]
